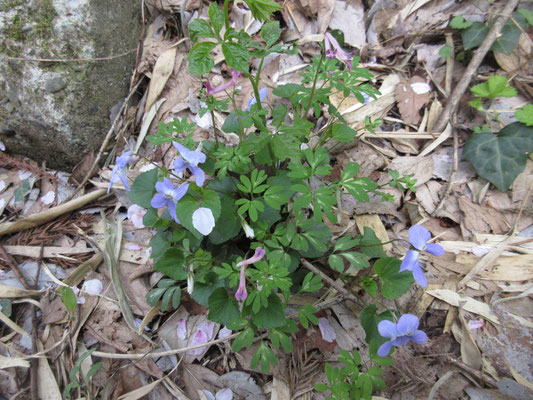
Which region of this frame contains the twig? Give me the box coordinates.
[1,49,137,63]
[64,77,144,202]
[300,259,364,307]
[430,0,521,136]
[0,244,32,290]
[432,123,458,216]
[445,356,497,387]
[0,189,107,237]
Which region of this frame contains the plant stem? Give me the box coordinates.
[210,109,219,149]
[303,53,325,118]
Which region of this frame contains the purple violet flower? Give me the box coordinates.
[377,314,427,357]
[235,247,265,302]
[107,151,133,193]
[244,88,268,112]
[324,32,354,72]
[151,177,189,223]
[400,225,444,287]
[206,69,241,97]
[173,142,207,187]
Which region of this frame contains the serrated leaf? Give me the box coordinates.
[243,0,283,22]
[208,288,241,326]
[373,257,414,299]
[261,21,281,47]
[208,3,225,35]
[463,122,533,192]
[189,19,215,42]
[461,22,489,50]
[515,105,533,126]
[128,168,158,208]
[222,42,250,73]
[188,41,217,75]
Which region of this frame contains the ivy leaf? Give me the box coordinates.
[188,41,217,75]
[127,168,158,208]
[208,3,225,35]
[153,248,186,281]
[450,15,472,29]
[243,0,283,22]
[222,42,251,73]
[189,19,215,42]
[261,21,282,47]
[463,122,533,192]
[461,22,489,50]
[515,105,533,126]
[208,288,241,326]
[491,13,528,55]
[373,257,414,299]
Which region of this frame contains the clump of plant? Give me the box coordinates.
[106,0,444,397]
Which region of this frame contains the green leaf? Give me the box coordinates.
[450,15,472,29]
[516,105,533,126]
[261,21,282,47]
[232,326,255,352]
[272,83,302,98]
[491,15,525,55]
[188,41,217,75]
[264,186,289,210]
[470,82,491,98]
[153,247,186,281]
[299,304,318,329]
[359,227,386,258]
[341,252,369,269]
[329,254,345,272]
[373,257,414,299]
[269,328,293,352]
[251,341,279,374]
[128,168,158,208]
[487,75,516,98]
[439,45,452,58]
[333,235,360,252]
[461,21,489,50]
[360,304,393,346]
[341,162,360,182]
[343,177,377,202]
[208,288,241,326]
[189,19,215,42]
[209,197,241,244]
[300,272,323,292]
[146,287,167,306]
[332,123,358,142]
[222,42,250,73]
[519,8,533,26]
[251,293,287,328]
[60,287,77,312]
[243,0,283,22]
[272,104,288,127]
[208,3,225,35]
[463,122,533,192]
[362,278,378,297]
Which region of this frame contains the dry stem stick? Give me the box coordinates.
[300,259,364,307]
[431,0,521,135]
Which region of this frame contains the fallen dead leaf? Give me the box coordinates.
[395,76,430,125]
[426,289,500,324]
[145,46,178,112]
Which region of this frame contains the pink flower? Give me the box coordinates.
[324,32,354,72]
[127,204,147,229]
[235,247,265,302]
[188,321,216,356]
[206,69,241,97]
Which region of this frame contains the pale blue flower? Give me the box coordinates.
[151,178,189,223]
[245,88,268,112]
[107,151,133,193]
[377,314,427,357]
[400,225,444,287]
[173,142,206,187]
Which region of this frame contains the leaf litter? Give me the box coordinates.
[0,0,532,399]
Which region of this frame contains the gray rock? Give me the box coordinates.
[0,0,142,169]
[44,76,66,93]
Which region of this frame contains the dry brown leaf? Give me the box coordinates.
[495,33,532,73]
[426,289,500,324]
[0,354,30,369]
[395,76,430,124]
[381,155,434,188]
[37,340,62,399]
[145,46,178,112]
[329,0,366,48]
[458,197,510,235]
[69,148,95,185]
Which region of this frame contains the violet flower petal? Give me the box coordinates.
[408,225,431,250]
[396,314,419,335]
[318,317,336,343]
[400,250,419,272]
[425,243,445,257]
[410,330,427,344]
[189,165,206,187]
[377,320,398,338]
[377,340,393,357]
[412,263,428,287]
[151,193,168,209]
